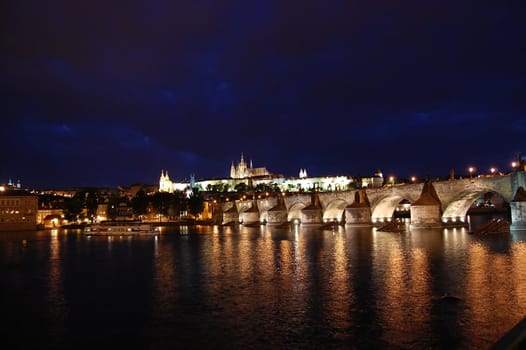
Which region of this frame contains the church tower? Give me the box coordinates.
[239,153,247,178]
[159,170,174,193]
[230,161,236,178]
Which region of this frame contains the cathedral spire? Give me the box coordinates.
[230,161,236,178]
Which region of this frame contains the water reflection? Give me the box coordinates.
[1,224,526,349]
[152,235,178,324]
[48,229,66,322]
[512,242,526,308]
[466,239,526,346]
[323,230,352,341]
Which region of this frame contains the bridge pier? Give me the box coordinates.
[222,203,239,225]
[300,191,323,225]
[345,190,373,226]
[510,186,526,231]
[240,199,260,225]
[267,196,288,226]
[410,180,444,229]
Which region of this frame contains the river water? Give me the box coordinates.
[1,219,526,349]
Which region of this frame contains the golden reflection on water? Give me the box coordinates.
[48,229,65,320]
[144,224,526,348]
[409,248,430,327]
[372,231,431,346]
[442,227,469,248]
[378,235,405,341]
[324,230,352,339]
[238,227,254,281]
[512,242,526,309]
[466,240,526,344]
[152,235,178,321]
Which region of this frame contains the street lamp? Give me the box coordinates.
[410,176,416,183]
[490,167,497,175]
[468,167,475,178]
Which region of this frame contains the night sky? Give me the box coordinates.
[2,1,525,189]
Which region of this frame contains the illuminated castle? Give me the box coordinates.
[159,170,187,192]
[230,153,270,179]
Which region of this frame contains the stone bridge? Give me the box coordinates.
[220,171,526,230]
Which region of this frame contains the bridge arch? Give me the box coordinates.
[323,198,347,222]
[288,202,306,223]
[442,188,509,224]
[371,195,412,223]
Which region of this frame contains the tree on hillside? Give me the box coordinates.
[86,191,99,222]
[150,192,174,221]
[63,194,84,222]
[131,190,149,220]
[188,188,205,219]
[234,182,248,193]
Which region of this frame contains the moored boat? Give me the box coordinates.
[83,221,159,236]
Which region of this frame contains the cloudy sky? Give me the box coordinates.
[2,1,525,189]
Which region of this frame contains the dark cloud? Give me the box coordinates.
[2,1,525,188]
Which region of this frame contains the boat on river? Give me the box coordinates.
[83,221,159,236]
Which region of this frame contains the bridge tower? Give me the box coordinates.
[410,180,443,229]
[345,189,373,226]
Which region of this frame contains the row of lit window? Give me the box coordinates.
[0,209,20,215]
[0,217,30,223]
[0,199,21,206]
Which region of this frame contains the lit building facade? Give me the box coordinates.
[158,155,390,194]
[159,169,354,194]
[361,170,384,188]
[159,170,188,193]
[0,189,38,231]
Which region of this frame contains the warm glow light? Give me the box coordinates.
[0,185,4,192]
[512,161,517,168]
[490,167,496,174]
[411,176,416,182]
